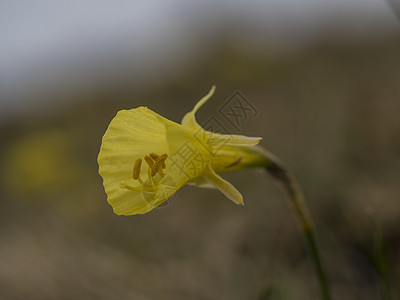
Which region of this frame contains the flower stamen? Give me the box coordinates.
[151,153,166,169]
[151,154,168,177]
[147,165,154,185]
[144,155,154,168]
[120,181,142,192]
[122,153,169,192]
[132,158,142,179]
[150,152,159,161]
[132,158,144,184]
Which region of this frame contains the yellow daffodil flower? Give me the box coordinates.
[98,86,269,215]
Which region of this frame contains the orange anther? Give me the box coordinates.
[132,158,142,180]
[144,155,154,168]
[150,152,159,161]
[151,154,168,176]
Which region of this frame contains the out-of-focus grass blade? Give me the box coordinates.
[367,210,392,300]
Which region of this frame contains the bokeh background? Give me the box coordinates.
[1,1,400,299]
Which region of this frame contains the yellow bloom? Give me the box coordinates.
[98,86,268,215]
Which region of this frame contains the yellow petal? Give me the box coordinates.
[207,132,262,151]
[181,86,216,129]
[203,165,244,205]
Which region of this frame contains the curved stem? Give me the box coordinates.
[262,150,331,300]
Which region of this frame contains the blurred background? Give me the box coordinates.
[1,0,400,299]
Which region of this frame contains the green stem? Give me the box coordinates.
[303,227,332,300]
[262,149,331,300]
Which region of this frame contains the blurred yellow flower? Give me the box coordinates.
[98,86,268,215]
[2,130,87,198]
